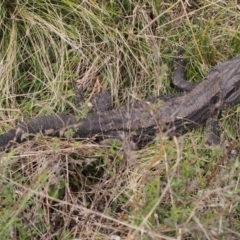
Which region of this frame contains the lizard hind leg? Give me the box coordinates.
[73,78,112,113]
[90,90,112,113]
[74,82,113,113]
[73,80,112,113]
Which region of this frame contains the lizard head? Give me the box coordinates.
[218,54,240,106]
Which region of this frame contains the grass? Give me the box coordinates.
[1,0,240,239]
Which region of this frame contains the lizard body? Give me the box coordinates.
[1,53,240,150]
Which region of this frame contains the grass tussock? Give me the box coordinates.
[1,0,240,239]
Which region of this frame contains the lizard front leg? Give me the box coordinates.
[172,48,195,91]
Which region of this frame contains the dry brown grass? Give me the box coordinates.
[1,0,240,239]
[1,134,240,239]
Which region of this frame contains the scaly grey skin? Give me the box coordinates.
[1,53,240,150]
